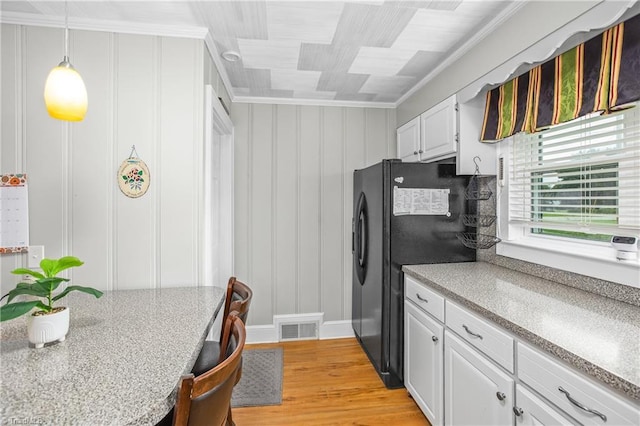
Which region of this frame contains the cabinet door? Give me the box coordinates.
[444,331,514,426]
[405,301,444,426]
[397,116,420,162]
[515,385,578,426]
[420,95,457,161]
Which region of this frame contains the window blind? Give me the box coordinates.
[509,104,640,239]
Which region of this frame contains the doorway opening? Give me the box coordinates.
[203,85,233,291]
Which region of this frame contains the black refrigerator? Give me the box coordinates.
[351,159,475,388]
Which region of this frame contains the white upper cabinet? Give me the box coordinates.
[456,95,496,175]
[420,95,458,162]
[396,116,421,162]
[396,94,497,175]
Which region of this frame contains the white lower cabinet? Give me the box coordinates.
[405,300,444,426]
[514,385,578,425]
[518,343,640,426]
[444,331,514,426]
[404,276,639,426]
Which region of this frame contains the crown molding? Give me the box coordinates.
[394,0,529,107]
[232,95,395,109]
[203,31,238,108]
[0,11,208,39]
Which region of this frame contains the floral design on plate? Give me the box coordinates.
[117,158,150,198]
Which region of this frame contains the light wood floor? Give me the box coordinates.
[232,338,430,426]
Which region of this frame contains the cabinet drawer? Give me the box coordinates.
[405,276,444,322]
[518,343,640,426]
[445,301,514,372]
[516,384,578,425]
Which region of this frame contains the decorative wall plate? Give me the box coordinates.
[118,157,150,198]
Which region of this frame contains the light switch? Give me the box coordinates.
[28,245,45,268]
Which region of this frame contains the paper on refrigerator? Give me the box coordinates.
[393,186,450,216]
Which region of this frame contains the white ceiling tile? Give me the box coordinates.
[271,69,322,92]
[392,9,465,52]
[267,2,344,44]
[293,90,337,100]
[360,75,415,94]
[349,46,417,77]
[0,0,517,104]
[237,39,301,70]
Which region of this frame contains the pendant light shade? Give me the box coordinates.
[44,58,87,121]
[44,1,87,122]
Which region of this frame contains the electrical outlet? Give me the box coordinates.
[28,245,45,268]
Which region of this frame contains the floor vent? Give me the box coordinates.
[279,321,319,341]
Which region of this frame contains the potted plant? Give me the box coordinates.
[0,256,103,348]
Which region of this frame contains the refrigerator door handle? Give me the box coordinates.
[355,192,368,285]
[359,207,368,268]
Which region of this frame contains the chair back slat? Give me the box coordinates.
[173,313,246,426]
[222,277,253,324]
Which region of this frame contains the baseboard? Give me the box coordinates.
[245,324,278,344]
[245,318,355,344]
[319,320,355,340]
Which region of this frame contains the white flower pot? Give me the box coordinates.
[27,307,69,349]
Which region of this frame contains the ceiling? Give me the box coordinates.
[0,1,525,107]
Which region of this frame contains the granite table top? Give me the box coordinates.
[403,262,640,401]
[0,286,225,426]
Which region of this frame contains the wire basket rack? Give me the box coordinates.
[456,232,501,250]
[464,156,493,200]
[464,175,493,200]
[461,214,497,227]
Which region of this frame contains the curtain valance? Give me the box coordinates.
[480,13,640,142]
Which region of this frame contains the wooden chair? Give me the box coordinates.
[173,312,246,426]
[222,277,253,325]
[191,277,252,376]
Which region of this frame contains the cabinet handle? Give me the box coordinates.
[418,149,424,154]
[462,324,483,339]
[558,386,607,422]
[416,293,428,303]
[513,407,523,417]
[431,335,438,343]
[496,392,506,401]
[413,150,418,155]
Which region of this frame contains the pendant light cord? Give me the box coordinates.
[64,0,69,60]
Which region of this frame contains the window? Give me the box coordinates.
[497,103,640,286]
[509,105,639,241]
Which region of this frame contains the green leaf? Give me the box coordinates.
[137,170,143,176]
[33,277,68,295]
[4,286,49,303]
[10,268,45,280]
[0,300,40,321]
[40,256,83,277]
[53,285,103,302]
[122,175,128,181]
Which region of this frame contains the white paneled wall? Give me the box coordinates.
[0,24,209,294]
[232,104,396,325]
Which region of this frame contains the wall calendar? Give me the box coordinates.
[0,174,29,254]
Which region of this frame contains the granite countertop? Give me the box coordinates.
[0,286,225,426]
[403,262,640,401]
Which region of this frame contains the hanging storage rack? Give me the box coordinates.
[457,156,500,250]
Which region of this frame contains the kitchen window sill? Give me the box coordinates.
[496,237,640,289]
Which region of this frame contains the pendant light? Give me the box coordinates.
[44,1,87,121]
